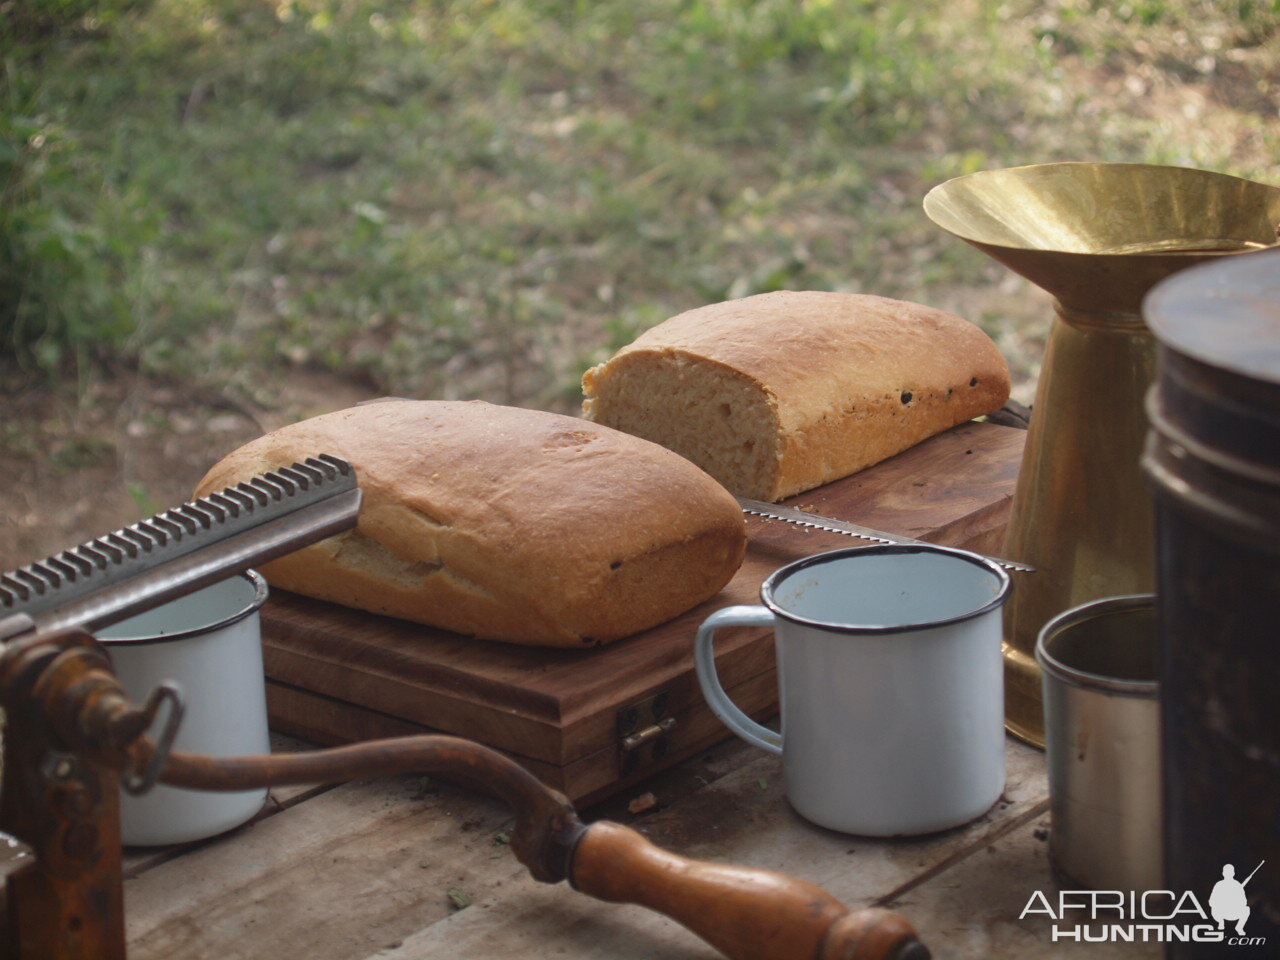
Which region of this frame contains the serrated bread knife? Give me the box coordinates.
[0,454,362,641]
[736,496,1034,573]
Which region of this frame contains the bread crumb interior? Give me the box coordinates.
[586,352,778,498]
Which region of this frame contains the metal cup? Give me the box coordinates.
[1036,594,1161,891]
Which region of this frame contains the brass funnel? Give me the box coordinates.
[924,162,1280,747]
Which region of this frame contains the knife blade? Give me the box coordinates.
[736,496,1034,573]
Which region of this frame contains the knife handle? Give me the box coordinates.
[570,821,928,960]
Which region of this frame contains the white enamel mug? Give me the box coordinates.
[96,571,271,846]
[696,545,1011,836]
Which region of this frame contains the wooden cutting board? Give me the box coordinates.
[262,420,1025,804]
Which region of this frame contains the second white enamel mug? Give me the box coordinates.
[696,545,1011,837]
[97,570,272,846]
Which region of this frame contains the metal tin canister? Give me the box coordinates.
[1037,594,1161,892]
[1143,248,1280,957]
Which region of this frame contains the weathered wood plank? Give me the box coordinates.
[122,733,326,876]
[347,740,1049,960]
[124,735,765,957]
[624,737,1049,901]
[125,736,1049,960]
[125,775,519,960]
[877,815,1162,959]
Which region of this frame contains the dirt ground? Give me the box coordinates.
[0,367,379,571]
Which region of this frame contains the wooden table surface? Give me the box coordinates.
[123,731,1158,959]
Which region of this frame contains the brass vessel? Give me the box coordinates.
[923,162,1280,746]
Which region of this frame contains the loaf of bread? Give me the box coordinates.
[194,400,747,647]
[581,291,1010,501]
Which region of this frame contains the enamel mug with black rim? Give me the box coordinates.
[696,544,1011,837]
[96,570,272,846]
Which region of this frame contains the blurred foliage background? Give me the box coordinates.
[1,0,1278,564]
[4,0,1277,409]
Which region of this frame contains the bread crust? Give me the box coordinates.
[194,400,747,646]
[582,291,1011,500]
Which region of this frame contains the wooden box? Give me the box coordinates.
[261,421,1024,806]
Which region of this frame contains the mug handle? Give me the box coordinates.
[694,606,782,756]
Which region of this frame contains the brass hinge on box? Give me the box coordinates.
[618,691,677,776]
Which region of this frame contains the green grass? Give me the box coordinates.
[3,0,1278,410]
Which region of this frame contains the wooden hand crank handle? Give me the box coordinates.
[570,821,928,960]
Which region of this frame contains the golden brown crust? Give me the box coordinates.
[195,400,747,646]
[582,291,1010,500]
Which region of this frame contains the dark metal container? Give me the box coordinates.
[1143,248,1280,958]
